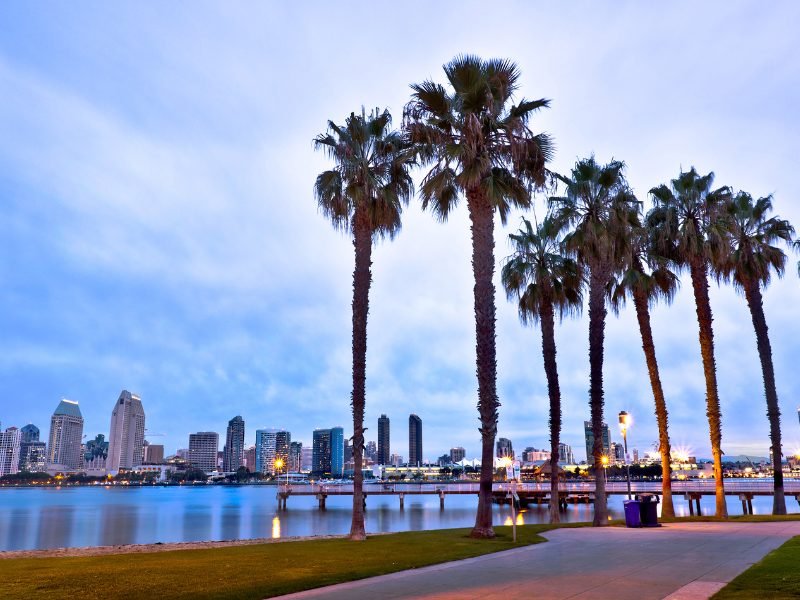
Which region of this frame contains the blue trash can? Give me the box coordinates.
[624,499,641,528]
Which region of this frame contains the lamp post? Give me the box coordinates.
[618,411,632,500]
[601,454,609,484]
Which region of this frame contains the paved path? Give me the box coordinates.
[275,521,800,600]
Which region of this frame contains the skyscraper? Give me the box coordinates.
[143,442,164,464]
[223,416,245,472]
[19,424,46,473]
[408,414,422,466]
[188,432,219,473]
[584,420,611,466]
[496,437,514,459]
[0,427,22,476]
[275,430,291,474]
[450,446,466,463]
[107,390,146,473]
[330,427,344,477]
[255,429,280,475]
[312,428,331,476]
[244,445,256,472]
[20,424,39,443]
[378,414,390,465]
[289,441,302,472]
[365,440,377,461]
[47,399,84,470]
[558,442,575,464]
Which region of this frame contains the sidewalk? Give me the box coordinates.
[274,521,800,600]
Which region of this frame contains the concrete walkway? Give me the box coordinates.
[275,521,800,600]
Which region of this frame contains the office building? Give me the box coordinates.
[255,429,277,475]
[365,440,377,461]
[19,424,46,472]
[223,416,245,472]
[522,447,550,462]
[21,424,39,443]
[244,445,256,472]
[558,442,575,464]
[143,442,164,464]
[47,399,84,470]
[390,453,403,467]
[496,437,514,459]
[107,390,146,473]
[408,414,422,466]
[289,441,302,472]
[450,447,466,463]
[378,414,390,465]
[584,421,611,466]
[301,446,313,471]
[633,448,639,464]
[188,432,219,473]
[330,427,344,477]
[275,431,291,474]
[344,439,353,463]
[312,428,331,476]
[610,441,624,465]
[0,427,22,476]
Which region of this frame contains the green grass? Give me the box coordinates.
[712,535,800,599]
[3,525,570,600]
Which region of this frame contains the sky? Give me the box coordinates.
[1,1,799,463]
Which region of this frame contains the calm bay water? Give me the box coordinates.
[1,485,796,551]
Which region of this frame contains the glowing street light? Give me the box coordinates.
[601,455,609,483]
[618,411,633,500]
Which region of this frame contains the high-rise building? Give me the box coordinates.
[389,453,403,467]
[610,441,624,465]
[20,424,39,443]
[223,416,245,472]
[143,442,164,464]
[584,421,611,466]
[18,424,46,472]
[47,399,84,470]
[408,414,422,466]
[289,441,302,472]
[496,437,514,459]
[244,445,256,472]
[255,429,280,475]
[107,390,146,473]
[522,447,550,462]
[558,442,575,464]
[188,432,219,473]
[633,448,639,464]
[312,428,331,476]
[365,440,377,461]
[275,431,291,474]
[343,439,353,463]
[0,427,22,476]
[450,447,466,463]
[330,427,344,477]
[378,414,390,465]
[301,446,313,471]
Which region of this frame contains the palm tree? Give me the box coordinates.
[610,221,679,519]
[501,216,582,524]
[405,55,553,538]
[716,191,794,515]
[549,157,638,527]
[313,108,414,540]
[647,168,730,518]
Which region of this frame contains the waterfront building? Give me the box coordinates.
[558,442,575,464]
[633,448,639,464]
[312,428,331,476]
[583,420,611,466]
[450,447,466,463]
[496,437,514,459]
[610,441,624,465]
[143,441,164,464]
[176,448,189,460]
[330,427,344,477]
[0,427,22,476]
[244,445,256,472]
[188,432,219,473]
[365,440,377,461]
[19,440,47,472]
[275,431,291,474]
[344,439,353,463]
[223,416,245,472]
[289,441,302,472]
[107,390,146,473]
[378,414,390,465]
[47,399,84,470]
[20,424,39,443]
[301,445,313,471]
[408,414,422,466]
[522,447,550,462]
[390,453,403,467]
[255,429,279,475]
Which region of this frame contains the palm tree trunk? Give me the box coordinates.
[743,279,786,514]
[467,188,499,539]
[588,264,608,526]
[539,293,561,524]
[689,261,727,518]
[349,211,372,540]
[631,285,675,518]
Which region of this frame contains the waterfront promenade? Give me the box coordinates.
[276,521,800,600]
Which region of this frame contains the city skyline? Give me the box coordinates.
[1,3,799,462]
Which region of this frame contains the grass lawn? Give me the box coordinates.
[2,524,570,600]
[712,535,800,599]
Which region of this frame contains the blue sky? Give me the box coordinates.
[1,1,799,462]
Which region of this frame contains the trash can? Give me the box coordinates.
[623,499,641,528]
[638,494,660,527]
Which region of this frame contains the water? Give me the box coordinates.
[0,485,796,551]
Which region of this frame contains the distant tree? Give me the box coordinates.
[716,191,794,514]
[648,168,730,518]
[405,55,552,538]
[235,466,250,483]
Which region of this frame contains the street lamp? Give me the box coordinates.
[618,411,632,500]
[601,455,609,483]
[274,457,287,489]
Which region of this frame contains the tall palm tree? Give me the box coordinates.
[314,108,414,540]
[648,168,730,518]
[501,216,582,524]
[716,192,794,514]
[610,221,679,518]
[550,157,638,527]
[405,55,553,538]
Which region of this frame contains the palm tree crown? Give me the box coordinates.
[314,108,414,237]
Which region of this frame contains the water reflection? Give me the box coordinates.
[36,505,75,550]
[271,516,281,539]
